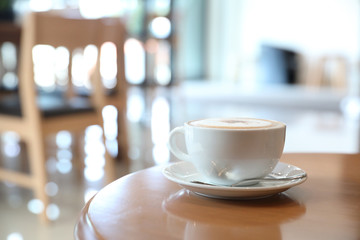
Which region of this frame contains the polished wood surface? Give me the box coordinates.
[75,153,360,240]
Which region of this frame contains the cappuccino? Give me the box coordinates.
[168,117,286,185]
[188,118,283,130]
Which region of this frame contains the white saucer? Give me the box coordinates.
[162,161,307,199]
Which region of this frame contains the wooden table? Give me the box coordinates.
[74,153,360,240]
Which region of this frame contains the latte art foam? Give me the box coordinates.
[188,118,283,129]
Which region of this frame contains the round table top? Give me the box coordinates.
[75,153,360,240]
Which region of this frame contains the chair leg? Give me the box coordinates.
[27,133,49,223]
[72,132,85,176]
[101,126,116,184]
[117,108,128,163]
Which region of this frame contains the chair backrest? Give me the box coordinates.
[18,10,126,120]
[93,17,127,108]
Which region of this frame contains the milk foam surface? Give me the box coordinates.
[189,118,282,129]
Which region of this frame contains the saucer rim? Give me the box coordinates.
[162,161,307,198]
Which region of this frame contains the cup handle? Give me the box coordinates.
[168,126,190,161]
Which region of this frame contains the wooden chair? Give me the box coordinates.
[309,55,348,89]
[85,17,128,161]
[0,10,127,222]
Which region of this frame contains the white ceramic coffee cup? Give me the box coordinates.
[168,118,286,185]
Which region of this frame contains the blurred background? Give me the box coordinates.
[1,0,360,239]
